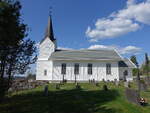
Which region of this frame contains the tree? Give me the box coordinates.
[140,53,150,76]
[130,55,138,67]
[130,55,139,76]
[144,53,149,76]
[130,55,140,93]
[0,0,36,98]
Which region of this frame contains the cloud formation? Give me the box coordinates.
[88,44,142,55]
[86,0,150,42]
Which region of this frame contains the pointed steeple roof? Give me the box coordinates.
[40,16,55,44]
[45,16,55,41]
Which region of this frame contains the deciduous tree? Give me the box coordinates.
[0,0,36,98]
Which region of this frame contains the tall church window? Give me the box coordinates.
[88,63,92,75]
[61,63,66,75]
[44,70,47,76]
[74,63,79,75]
[106,63,111,75]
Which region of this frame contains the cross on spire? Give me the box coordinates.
[40,6,56,44]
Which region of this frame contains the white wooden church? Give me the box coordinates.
[36,16,136,82]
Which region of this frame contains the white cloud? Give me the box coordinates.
[116,0,150,24]
[127,0,137,6]
[86,18,140,41]
[119,46,142,54]
[86,0,150,41]
[88,44,142,55]
[88,45,115,50]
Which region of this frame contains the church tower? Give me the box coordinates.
[38,16,57,60]
[36,16,56,80]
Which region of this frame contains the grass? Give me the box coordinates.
[0,82,150,113]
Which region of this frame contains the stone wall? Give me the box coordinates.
[8,80,48,92]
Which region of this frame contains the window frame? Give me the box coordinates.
[61,63,66,75]
[74,63,79,75]
[106,63,111,75]
[44,70,47,76]
[88,63,93,75]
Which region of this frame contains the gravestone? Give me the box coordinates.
[95,82,99,86]
[125,88,140,105]
[103,85,108,91]
[140,83,148,91]
[144,76,150,86]
[93,79,95,84]
[56,84,60,89]
[44,85,49,96]
[89,79,91,83]
[114,79,119,86]
[76,83,81,89]
[63,79,67,83]
[107,80,110,82]
[102,79,105,82]
[124,82,129,88]
[116,81,120,86]
[8,88,13,93]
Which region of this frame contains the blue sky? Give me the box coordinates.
[20,0,150,64]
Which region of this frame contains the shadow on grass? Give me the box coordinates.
[0,88,122,113]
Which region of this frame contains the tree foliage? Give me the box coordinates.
[130,55,139,76]
[130,55,138,67]
[141,53,150,76]
[0,0,36,98]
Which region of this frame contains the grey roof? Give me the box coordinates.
[119,58,136,68]
[50,49,122,60]
[40,16,55,44]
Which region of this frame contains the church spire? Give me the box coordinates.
[44,15,55,41]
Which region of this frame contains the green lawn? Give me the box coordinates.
[0,83,150,113]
